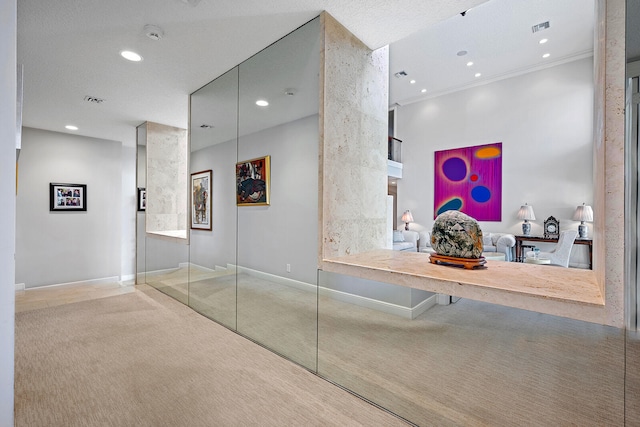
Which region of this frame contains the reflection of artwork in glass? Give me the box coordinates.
[49,183,87,212]
[236,156,270,206]
[434,143,502,221]
[137,188,146,211]
[191,170,212,230]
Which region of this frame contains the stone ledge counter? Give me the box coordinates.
[322,249,609,326]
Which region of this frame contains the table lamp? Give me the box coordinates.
[517,203,535,236]
[401,210,414,231]
[572,203,593,238]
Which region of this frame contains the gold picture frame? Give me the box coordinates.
[236,155,270,206]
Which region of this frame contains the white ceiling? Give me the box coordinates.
[17,0,487,146]
[17,0,611,147]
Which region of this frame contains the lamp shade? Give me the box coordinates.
[517,204,535,221]
[573,203,593,222]
[401,210,414,223]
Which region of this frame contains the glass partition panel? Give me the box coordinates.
[188,68,239,330]
[145,234,190,305]
[318,270,625,426]
[236,17,320,370]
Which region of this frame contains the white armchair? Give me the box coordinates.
[482,233,516,261]
[526,229,578,268]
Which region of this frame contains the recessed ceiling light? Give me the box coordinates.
[539,38,548,44]
[466,61,474,67]
[421,89,427,93]
[542,53,550,58]
[256,99,269,107]
[457,50,468,56]
[475,73,482,78]
[65,125,78,131]
[120,50,143,62]
[410,79,416,84]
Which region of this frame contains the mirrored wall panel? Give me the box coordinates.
[235,17,320,369]
[318,270,625,426]
[188,68,240,330]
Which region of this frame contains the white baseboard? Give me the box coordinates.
[233,264,435,319]
[23,276,121,290]
[15,283,25,292]
[120,274,135,282]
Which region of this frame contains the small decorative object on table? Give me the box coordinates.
[429,210,486,269]
[543,216,560,239]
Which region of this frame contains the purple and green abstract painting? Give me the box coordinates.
[434,142,502,221]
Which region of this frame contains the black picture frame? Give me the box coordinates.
[49,183,87,211]
[137,188,146,211]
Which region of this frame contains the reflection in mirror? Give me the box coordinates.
[235,17,320,370]
[188,68,240,329]
[391,0,595,269]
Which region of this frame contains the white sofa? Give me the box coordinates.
[392,230,419,252]
[418,230,516,261]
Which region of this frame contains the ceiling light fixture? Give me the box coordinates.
[256,100,269,107]
[539,38,548,44]
[475,73,482,78]
[421,89,427,93]
[466,61,474,67]
[542,53,550,58]
[410,80,416,84]
[65,125,78,131]
[120,50,143,62]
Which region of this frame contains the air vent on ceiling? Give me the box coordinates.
[200,124,214,129]
[531,21,550,33]
[84,96,105,104]
[394,71,408,78]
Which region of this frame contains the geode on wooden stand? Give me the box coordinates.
[431,210,484,259]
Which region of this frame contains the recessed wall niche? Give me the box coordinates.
[139,121,189,239]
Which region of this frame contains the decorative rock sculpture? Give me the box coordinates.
[431,211,483,259]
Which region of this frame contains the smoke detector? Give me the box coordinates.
[284,88,297,96]
[144,25,164,41]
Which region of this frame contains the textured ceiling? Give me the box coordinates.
[17,0,487,146]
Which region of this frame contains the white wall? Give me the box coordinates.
[0,0,16,422]
[396,58,594,265]
[190,115,319,285]
[121,145,136,283]
[16,128,124,287]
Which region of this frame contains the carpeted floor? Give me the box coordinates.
[14,285,408,427]
[140,267,635,426]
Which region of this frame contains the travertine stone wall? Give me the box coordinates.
[599,0,625,327]
[145,122,188,236]
[319,12,389,262]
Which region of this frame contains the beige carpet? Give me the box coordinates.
[140,268,635,426]
[15,285,408,427]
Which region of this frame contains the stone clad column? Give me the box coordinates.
[319,12,389,263]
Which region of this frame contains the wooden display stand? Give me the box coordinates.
[429,254,486,270]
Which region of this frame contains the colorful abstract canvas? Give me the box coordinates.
[434,142,502,221]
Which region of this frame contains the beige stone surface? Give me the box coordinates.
[321,249,619,326]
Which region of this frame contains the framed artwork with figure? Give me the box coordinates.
[191,170,212,230]
[236,156,270,206]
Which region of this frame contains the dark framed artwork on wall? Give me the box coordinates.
[191,170,212,230]
[49,183,87,211]
[137,188,146,211]
[236,155,270,206]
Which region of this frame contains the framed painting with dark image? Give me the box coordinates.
[236,155,270,206]
[137,188,146,211]
[191,170,212,230]
[50,183,87,211]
